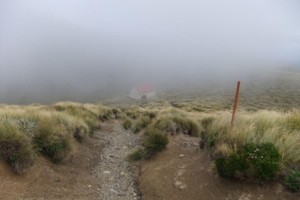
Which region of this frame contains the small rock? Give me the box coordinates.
[88,185,92,188]
[179,154,185,158]
[179,184,187,190]
[120,172,126,176]
[110,189,119,195]
[175,181,183,187]
[103,171,111,174]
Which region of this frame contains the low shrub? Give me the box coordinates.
[215,153,247,178]
[215,143,281,182]
[284,169,300,192]
[243,143,281,182]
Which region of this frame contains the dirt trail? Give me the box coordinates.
[2,122,299,200]
[92,122,141,200]
[0,121,140,200]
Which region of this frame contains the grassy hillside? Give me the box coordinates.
[0,102,118,173]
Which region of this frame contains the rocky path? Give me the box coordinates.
[93,122,141,200]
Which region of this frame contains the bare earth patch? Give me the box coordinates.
[0,133,103,200]
[139,135,300,200]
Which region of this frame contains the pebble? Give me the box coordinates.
[110,189,119,195]
[175,181,183,187]
[179,185,187,190]
[179,154,185,158]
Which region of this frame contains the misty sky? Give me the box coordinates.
[0,0,300,103]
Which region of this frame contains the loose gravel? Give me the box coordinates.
[93,123,141,200]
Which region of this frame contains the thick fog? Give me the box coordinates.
[0,0,299,103]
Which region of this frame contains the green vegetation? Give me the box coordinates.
[203,111,300,165]
[284,169,300,192]
[0,102,113,174]
[128,128,169,160]
[123,118,133,130]
[215,143,281,182]
[0,123,35,174]
[154,115,200,137]
[133,116,152,133]
[142,128,169,158]
[127,148,144,161]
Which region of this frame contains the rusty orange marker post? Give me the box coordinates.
[231,81,241,130]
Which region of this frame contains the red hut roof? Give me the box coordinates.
[135,84,155,94]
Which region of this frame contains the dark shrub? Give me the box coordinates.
[242,143,281,182]
[215,143,281,182]
[284,169,300,192]
[215,153,247,178]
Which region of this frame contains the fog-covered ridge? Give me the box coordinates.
[0,0,299,103]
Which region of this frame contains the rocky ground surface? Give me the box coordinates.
[93,122,141,200]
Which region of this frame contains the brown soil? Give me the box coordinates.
[2,124,300,200]
[0,133,104,200]
[139,135,300,200]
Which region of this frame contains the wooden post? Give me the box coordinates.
[231,81,241,130]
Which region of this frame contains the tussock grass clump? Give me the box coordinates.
[33,118,72,163]
[205,111,300,164]
[0,102,106,173]
[53,102,100,133]
[125,111,140,120]
[202,110,300,184]
[142,128,169,158]
[134,116,152,133]
[128,128,169,160]
[155,115,201,137]
[0,123,35,174]
[123,118,133,130]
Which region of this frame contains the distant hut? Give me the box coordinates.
[129,84,156,100]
